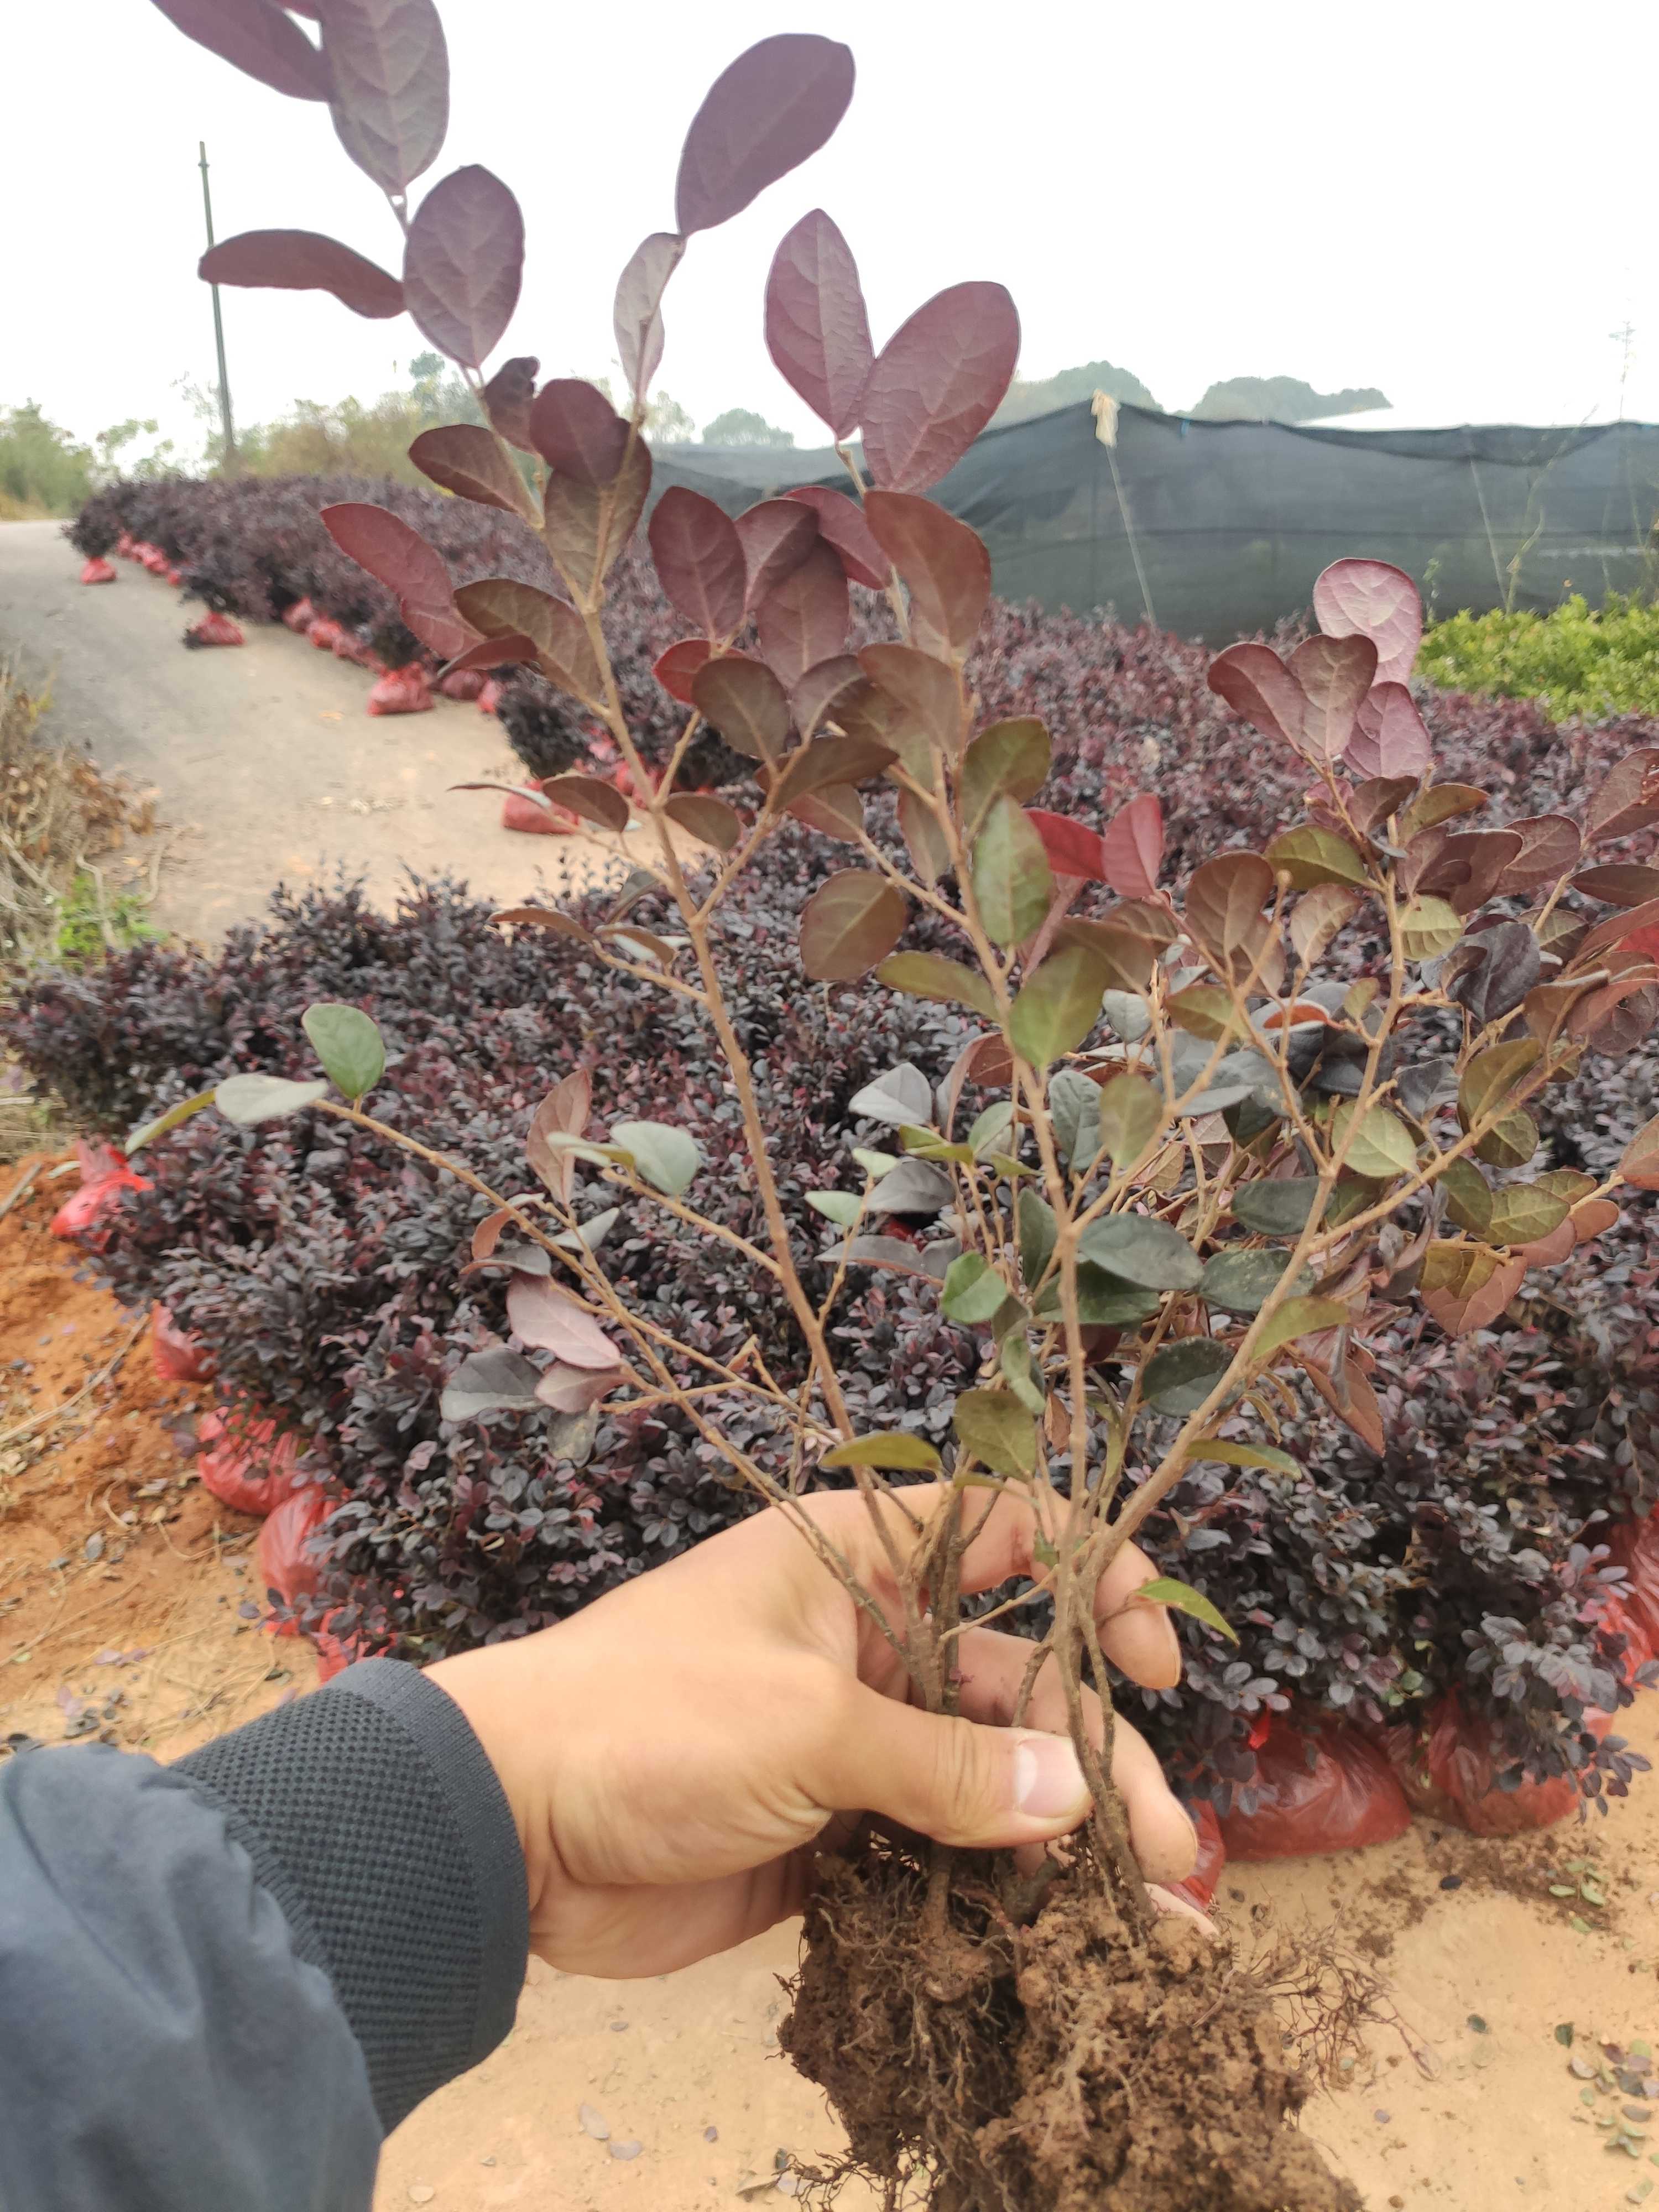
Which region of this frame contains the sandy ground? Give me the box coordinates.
[0,519,651,943]
[3,1164,1656,2212]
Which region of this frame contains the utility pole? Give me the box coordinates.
[1610,319,1636,423]
[198,140,238,472]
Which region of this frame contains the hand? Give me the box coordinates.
[427,1484,1200,1978]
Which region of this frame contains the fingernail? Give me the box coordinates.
[1011,1731,1089,1819]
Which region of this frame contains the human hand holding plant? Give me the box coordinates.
[426,1485,1196,1980]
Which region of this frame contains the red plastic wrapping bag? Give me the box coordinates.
[165,568,184,587]
[257,1485,334,1614]
[438,666,486,702]
[197,1407,302,1517]
[477,678,503,716]
[1605,1509,1659,1660]
[332,628,382,670]
[312,1609,362,1682]
[1169,1798,1226,1910]
[152,1305,212,1384]
[366,664,432,716]
[1380,1694,1580,1838]
[1218,1717,1411,1861]
[184,612,245,648]
[50,1141,150,1246]
[307,617,346,653]
[80,556,117,585]
[502,786,580,834]
[114,532,135,558]
[281,596,317,633]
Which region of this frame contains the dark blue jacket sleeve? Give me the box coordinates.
[0,1660,528,2212]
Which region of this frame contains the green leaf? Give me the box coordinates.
[533,1130,629,1171]
[1078,1213,1203,1291]
[875,951,997,1021]
[1140,1337,1235,1413]
[852,1146,899,1177]
[800,869,909,982]
[1048,1068,1102,1168]
[999,1331,1047,1416]
[1486,1183,1571,1249]
[1136,1575,1239,1644]
[1097,1072,1162,1170]
[806,1191,863,1226]
[1399,894,1463,962]
[900,1124,974,1163]
[959,716,1051,833]
[610,1119,701,1196]
[968,1100,1015,1158]
[214,1073,328,1126]
[1009,944,1108,1067]
[820,1431,944,1472]
[1043,1266,1163,1327]
[1264,825,1368,890]
[1167,984,1247,1041]
[1232,1177,1322,1237]
[971,794,1053,947]
[1255,1295,1352,1358]
[1190,1437,1302,1477]
[1017,1188,1057,1288]
[1440,1155,1493,1235]
[1324,1173,1375,1228]
[1199,1248,1311,1314]
[953,1388,1038,1478]
[302,1000,386,1102]
[941,1252,1012,1324]
[1333,1101,1418,1180]
[125,1087,216,1156]
[1459,1039,1542,1129]
[1474,1109,1539,1171]
[1553,2023,1575,2048]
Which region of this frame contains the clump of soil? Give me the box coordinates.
[784,1833,1360,2212]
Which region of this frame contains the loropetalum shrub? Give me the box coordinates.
[62,6,1659,2203]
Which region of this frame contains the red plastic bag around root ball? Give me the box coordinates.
[1218,1717,1411,1861]
[152,1305,212,1384]
[184,612,245,648]
[1604,1509,1659,1661]
[281,597,316,633]
[502,785,580,834]
[307,617,346,653]
[1380,1694,1589,1838]
[50,1141,150,1247]
[437,666,486,702]
[1169,1798,1226,1910]
[366,664,432,716]
[114,533,135,558]
[313,1609,363,1682]
[80,556,117,585]
[257,1485,335,1615]
[477,677,503,716]
[333,628,383,670]
[197,1407,304,1517]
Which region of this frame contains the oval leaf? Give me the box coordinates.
[320,499,470,659]
[199,229,404,318]
[664,794,743,851]
[649,487,748,639]
[1026,808,1107,883]
[1256,1295,1354,1359]
[1199,1248,1309,1316]
[1312,558,1423,685]
[875,952,997,1021]
[1495,812,1581,894]
[1140,1338,1234,1415]
[153,0,332,99]
[1586,747,1659,845]
[530,379,630,486]
[860,282,1021,494]
[507,1274,618,1369]
[1620,1112,1659,1190]
[1097,1073,1162,1171]
[301,1002,385,1102]
[733,499,819,612]
[1399,894,1463,961]
[321,0,448,194]
[960,718,1051,833]
[1347,682,1432,782]
[408,423,533,519]
[755,540,849,689]
[403,164,524,366]
[440,1345,544,1422]
[952,1389,1037,1479]
[613,229,684,398]
[125,1088,218,1157]
[862,491,990,656]
[1333,1102,1417,1180]
[1009,944,1108,1067]
[1288,633,1377,763]
[1078,1213,1202,1292]
[691,654,790,762]
[214,1073,328,1126]
[1264,825,1367,891]
[1571,862,1659,909]
[609,1119,701,1197]
[1232,1178,1322,1237]
[1135,1577,1239,1645]
[1100,794,1164,900]
[819,1431,942,1472]
[1206,641,1304,748]
[800,870,907,982]
[675,35,854,234]
[765,208,873,437]
[972,794,1053,948]
[481,354,539,451]
[784,484,889,588]
[653,638,712,704]
[941,1253,1012,1326]
[540,775,630,832]
[453,578,599,701]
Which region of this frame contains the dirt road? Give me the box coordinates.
[0,519,638,943]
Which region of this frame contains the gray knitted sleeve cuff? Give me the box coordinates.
[176,1657,529,2131]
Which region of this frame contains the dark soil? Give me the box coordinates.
[784,1833,1360,2212]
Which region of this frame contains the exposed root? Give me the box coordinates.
[782,1831,1363,2212]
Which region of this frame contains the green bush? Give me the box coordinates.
[1420,592,1659,720]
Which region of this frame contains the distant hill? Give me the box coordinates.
[1187,376,1389,423]
[993,357,1159,425]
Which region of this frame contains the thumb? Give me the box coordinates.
[815,1684,1092,1850]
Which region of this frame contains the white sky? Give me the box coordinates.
[6,0,1659,460]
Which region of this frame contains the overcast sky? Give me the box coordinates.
[7,0,1659,460]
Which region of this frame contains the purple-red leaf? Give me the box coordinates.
[408,424,534,519]
[783,486,889,588]
[1587,747,1659,845]
[199,230,404,319]
[756,540,850,688]
[734,499,819,611]
[319,0,448,195]
[481,356,538,451]
[320,502,471,660]
[1206,641,1303,748]
[1312,558,1423,686]
[1026,809,1107,882]
[439,632,536,679]
[529,380,630,486]
[1288,634,1376,763]
[403,165,523,367]
[1100,794,1164,901]
[1347,679,1432,781]
[764,208,873,436]
[856,643,962,754]
[150,0,331,100]
[691,655,790,761]
[862,491,990,656]
[860,283,1020,494]
[653,638,712,705]
[613,233,684,401]
[675,36,854,235]
[648,488,748,639]
[799,869,907,981]
[1495,813,1582,894]
[792,654,863,738]
[453,579,601,702]
[506,1274,618,1370]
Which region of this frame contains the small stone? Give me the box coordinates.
[578,2104,609,2141]
[1373,2109,1391,2125]
[1468,2015,1489,2033]
[408,2189,435,2205]
[1439,1874,1463,1891]
[609,2019,629,2032]
[480,2157,495,2167]
[775,2178,802,2198]
[609,2140,643,2162]
[705,2127,719,2143]
[1389,2199,1405,2210]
